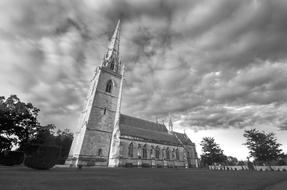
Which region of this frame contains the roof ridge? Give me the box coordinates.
[120,114,166,127]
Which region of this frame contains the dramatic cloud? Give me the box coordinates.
[1,0,287,137]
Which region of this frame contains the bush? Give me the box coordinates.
[24,144,60,170]
[0,151,24,166]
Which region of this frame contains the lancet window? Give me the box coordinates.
[155,146,160,159]
[166,148,170,160]
[98,148,102,156]
[176,148,180,160]
[128,142,133,157]
[142,144,147,159]
[105,80,113,93]
[110,62,115,70]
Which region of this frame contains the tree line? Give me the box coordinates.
[0,95,73,167]
[200,129,286,167]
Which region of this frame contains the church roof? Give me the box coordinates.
[119,114,182,146]
[173,132,195,146]
[120,114,168,132]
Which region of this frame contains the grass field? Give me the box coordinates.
[1,166,287,190]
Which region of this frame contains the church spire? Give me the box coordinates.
[103,20,121,70]
[68,19,124,167]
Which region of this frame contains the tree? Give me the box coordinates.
[226,156,238,166]
[28,124,56,146]
[243,129,283,165]
[0,95,40,152]
[0,94,74,166]
[27,125,73,164]
[200,137,226,166]
[237,160,246,166]
[55,129,73,164]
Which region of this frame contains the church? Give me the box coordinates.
[66,20,198,168]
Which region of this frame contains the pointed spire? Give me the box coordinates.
[105,20,120,62]
[168,114,173,132]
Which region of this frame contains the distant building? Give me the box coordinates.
[66,20,198,168]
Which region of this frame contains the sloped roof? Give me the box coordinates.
[119,114,181,146]
[120,114,168,132]
[173,132,195,146]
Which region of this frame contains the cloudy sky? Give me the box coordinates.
[1,0,287,160]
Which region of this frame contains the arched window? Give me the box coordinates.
[172,148,176,160]
[155,146,160,159]
[98,148,102,156]
[166,148,170,160]
[142,144,147,159]
[105,80,112,93]
[137,144,142,158]
[150,146,154,158]
[186,151,190,158]
[110,62,114,70]
[128,143,133,157]
[176,148,180,160]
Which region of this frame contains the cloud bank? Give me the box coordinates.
[1,0,287,132]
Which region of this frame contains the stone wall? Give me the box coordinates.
[183,144,198,167]
[66,67,122,167]
[118,138,188,168]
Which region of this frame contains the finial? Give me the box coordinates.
[121,62,125,77]
[116,19,120,29]
[168,114,173,132]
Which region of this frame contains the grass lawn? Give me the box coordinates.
[1,166,287,190]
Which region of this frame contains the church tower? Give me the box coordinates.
[66,20,123,167]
